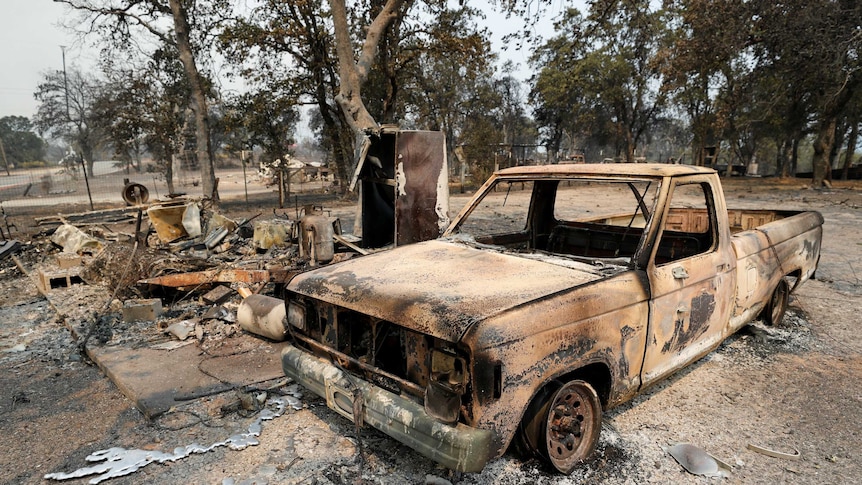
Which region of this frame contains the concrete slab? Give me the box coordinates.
[86,335,288,419]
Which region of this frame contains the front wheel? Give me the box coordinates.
[516,379,602,474]
[544,380,602,473]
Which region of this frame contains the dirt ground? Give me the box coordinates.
[1,177,861,485]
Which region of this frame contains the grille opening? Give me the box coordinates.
[321,309,412,381]
[298,303,459,401]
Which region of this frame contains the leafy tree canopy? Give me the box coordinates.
[0,116,46,167]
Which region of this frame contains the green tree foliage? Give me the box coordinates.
[530,11,607,163]
[662,0,813,174]
[0,116,46,168]
[92,72,149,173]
[526,0,861,184]
[753,0,862,185]
[40,0,860,197]
[220,0,354,188]
[93,49,192,194]
[360,1,522,184]
[221,0,500,188]
[660,0,861,182]
[660,0,750,167]
[530,1,668,163]
[223,90,299,164]
[394,5,500,178]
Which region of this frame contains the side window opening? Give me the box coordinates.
[655,182,716,264]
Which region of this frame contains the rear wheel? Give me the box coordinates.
[516,379,602,474]
[762,278,789,325]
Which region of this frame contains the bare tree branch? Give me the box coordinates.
[55,0,174,45]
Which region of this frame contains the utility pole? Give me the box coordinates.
[60,45,70,120]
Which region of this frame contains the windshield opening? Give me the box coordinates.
[450,177,659,266]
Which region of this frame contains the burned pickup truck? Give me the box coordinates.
[280,164,822,474]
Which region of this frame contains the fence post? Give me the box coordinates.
[80,153,94,211]
[241,150,249,204]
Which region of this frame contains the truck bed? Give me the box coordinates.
[548,208,809,263]
[663,208,808,234]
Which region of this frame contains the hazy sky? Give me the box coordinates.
[0,1,565,121]
[0,1,98,119]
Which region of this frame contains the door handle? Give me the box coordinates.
[672,266,689,280]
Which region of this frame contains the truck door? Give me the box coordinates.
[641,179,735,386]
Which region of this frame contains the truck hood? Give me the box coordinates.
[288,239,606,342]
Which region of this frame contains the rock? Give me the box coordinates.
[165,320,196,340]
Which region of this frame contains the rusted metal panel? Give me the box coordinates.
[640,176,737,386]
[139,269,271,287]
[756,211,824,247]
[494,163,716,178]
[356,129,450,248]
[460,271,651,453]
[726,209,800,232]
[404,330,430,389]
[394,131,450,245]
[147,204,189,242]
[730,230,777,323]
[139,267,300,288]
[729,211,823,328]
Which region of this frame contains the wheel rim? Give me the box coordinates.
[544,380,602,473]
[769,279,789,325]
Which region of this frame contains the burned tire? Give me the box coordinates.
[761,278,789,326]
[515,379,602,474]
[513,383,556,459]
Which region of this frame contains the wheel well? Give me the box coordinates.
[551,363,613,409]
[786,269,802,292]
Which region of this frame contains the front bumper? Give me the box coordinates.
[281,344,493,472]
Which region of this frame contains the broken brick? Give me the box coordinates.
[122,298,163,322]
[202,285,233,305]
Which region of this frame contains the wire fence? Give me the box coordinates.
[0,160,336,232]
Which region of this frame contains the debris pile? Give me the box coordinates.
[0,195,367,383]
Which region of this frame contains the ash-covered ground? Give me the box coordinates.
[1,178,861,485]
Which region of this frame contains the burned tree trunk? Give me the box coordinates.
[328,0,406,181]
[330,0,385,134]
[812,115,837,188]
[168,0,216,199]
